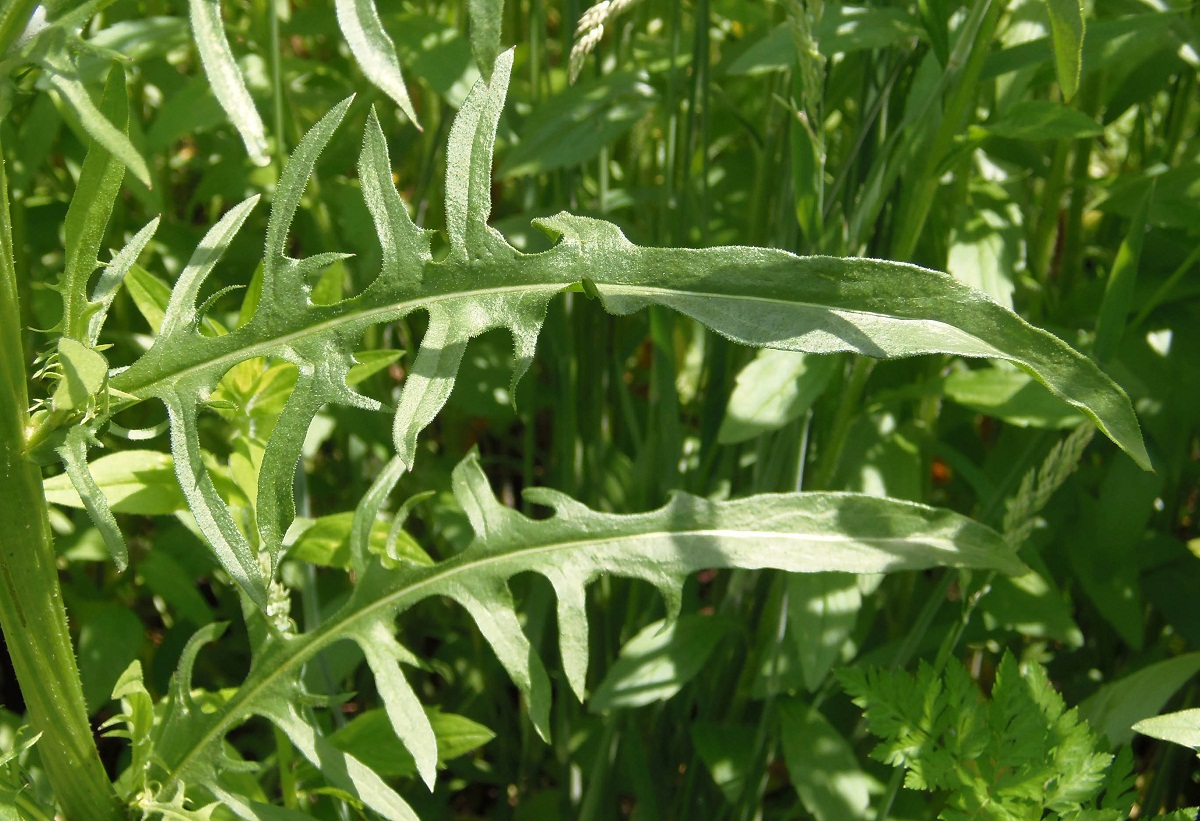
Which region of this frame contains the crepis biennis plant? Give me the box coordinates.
[32,49,1147,819]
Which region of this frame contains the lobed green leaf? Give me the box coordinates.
[90,49,1148,610]
[146,451,1023,819]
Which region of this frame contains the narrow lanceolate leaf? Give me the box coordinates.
[189,0,270,166]
[60,66,128,341]
[55,426,128,570]
[590,616,740,711]
[719,349,839,443]
[149,452,1022,819]
[780,701,872,820]
[1133,709,1200,752]
[1044,0,1085,102]
[85,217,159,345]
[40,53,151,187]
[467,0,503,79]
[334,0,420,127]
[98,49,1146,608]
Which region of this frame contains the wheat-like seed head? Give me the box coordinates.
[569,0,641,83]
[786,0,827,116]
[1003,423,1094,550]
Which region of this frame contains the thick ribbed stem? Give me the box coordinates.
[0,134,121,821]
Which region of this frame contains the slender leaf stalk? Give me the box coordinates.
[1029,139,1071,287]
[0,138,120,821]
[272,725,299,808]
[267,0,286,170]
[1160,71,1194,166]
[734,575,789,821]
[1129,244,1200,332]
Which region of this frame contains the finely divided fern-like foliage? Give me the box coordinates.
[839,654,1135,820]
[37,50,1153,818]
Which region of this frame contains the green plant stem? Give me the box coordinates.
[890,0,1004,262]
[268,0,286,171]
[577,720,618,821]
[876,768,905,821]
[0,140,120,821]
[1029,139,1070,286]
[529,0,542,103]
[811,357,873,490]
[273,724,299,808]
[14,790,55,821]
[1058,77,1100,296]
[734,574,789,821]
[1129,243,1200,332]
[1159,71,1194,166]
[890,571,955,672]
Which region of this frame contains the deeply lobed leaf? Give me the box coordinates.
[86,49,1148,609]
[147,451,1024,819]
[39,51,1149,815]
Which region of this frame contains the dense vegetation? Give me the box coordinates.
[1,0,1198,818]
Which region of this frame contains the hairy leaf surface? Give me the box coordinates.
[86,49,1148,607]
[188,0,269,166]
[148,452,1023,819]
[335,0,419,126]
[59,67,127,342]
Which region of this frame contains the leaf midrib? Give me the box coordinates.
[113,282,559,398]
[161,522,1000,788]
[114,276,934,402]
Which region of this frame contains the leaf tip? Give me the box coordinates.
[398,105,424,133]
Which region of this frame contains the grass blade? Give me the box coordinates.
[1093,184,1151,363]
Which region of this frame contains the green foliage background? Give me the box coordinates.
[1,0,1199,818]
